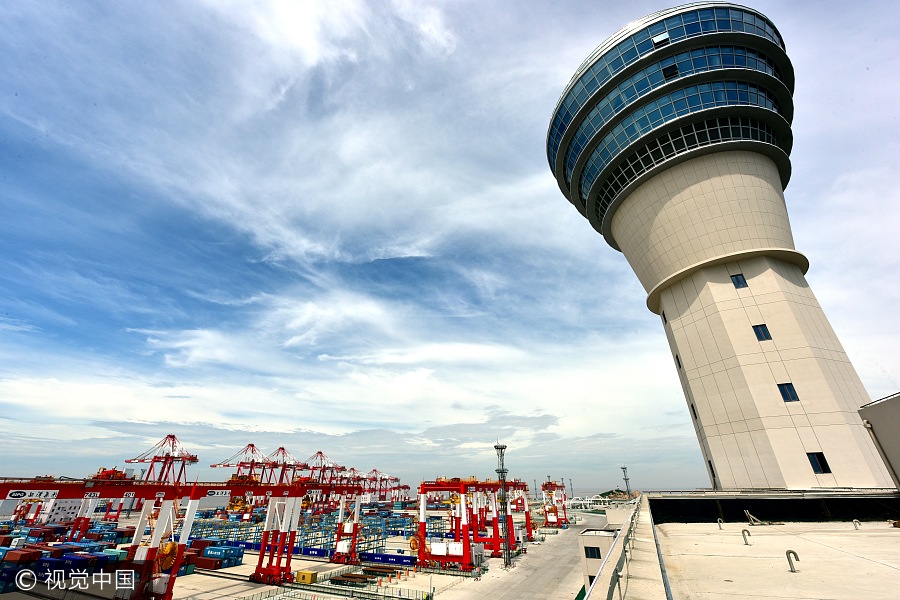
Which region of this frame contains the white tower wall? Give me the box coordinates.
[610,151,892,489]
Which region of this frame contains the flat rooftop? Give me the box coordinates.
[656,519,900,599]
[596,491,900,600]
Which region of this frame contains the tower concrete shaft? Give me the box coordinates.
[546,2,894,490]
[616,150,890,488]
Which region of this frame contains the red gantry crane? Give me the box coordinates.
[265,447,306,485]
[337,467,369,487]
[393,483,411,502]
[303,451,346,484]
[367,469,400,502]
[210,444,280,518]
[210,443,276,483]
[90,467,133,523]
[126,434,198,485]
[0,475,207,599]
[299,451,346,513]
[451,478,531,557]
[0,442,398,600]
[484,478,533,550]
[541,478,570,527]
[412,477,530,571]
[330,492,363,565]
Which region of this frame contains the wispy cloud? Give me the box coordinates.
[0,317,38,332]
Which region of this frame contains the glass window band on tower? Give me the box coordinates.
[563,44,785,184]
[547,5,786,170]
[548,3,795,248]
[593,115,779,223]
[578,80,783,203]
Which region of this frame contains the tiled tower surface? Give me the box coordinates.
[547,2,893,489]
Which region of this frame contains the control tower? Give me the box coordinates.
[546,2,892,489]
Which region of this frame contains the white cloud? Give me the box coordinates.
[391,0,458,56]
[269,291,400,348]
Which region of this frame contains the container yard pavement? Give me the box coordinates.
[172,559,268,599]
[120,518,595,600]
[1,515,597,600]
[656,520,900,599]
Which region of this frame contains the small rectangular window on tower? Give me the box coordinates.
[652,32,670,48]
[731,273,748,288]
[675,354,682,369]
[778,382,799,402]
[584,546,602,559]
[807,452,832,474]
[753,324,772,341]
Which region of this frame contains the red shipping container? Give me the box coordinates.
[189,539,215,551]
[2,549,42,563]
[182,550,198,565]
[194,556,222,570]
[24,543,64,558]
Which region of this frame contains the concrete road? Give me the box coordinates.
[437,513,602,600]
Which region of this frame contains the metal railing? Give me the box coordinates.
[237,589,316,600]
[583,498,641,600]
[239,584,433,600]
[236,566,434,600]
[649,503,674,600]
[646,487,900,498]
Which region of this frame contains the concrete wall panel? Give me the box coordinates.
[635,154,892,489]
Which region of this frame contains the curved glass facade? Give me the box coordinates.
[578,81,782,202]
[547,5,784,169]
[563,45,783,183]
[592,116,778,223]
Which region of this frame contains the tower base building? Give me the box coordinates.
[546,3,893,490]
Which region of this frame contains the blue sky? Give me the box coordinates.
[1,1,898,494]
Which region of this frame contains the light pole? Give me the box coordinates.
[621,466,631,499]
[495,443,512,569]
